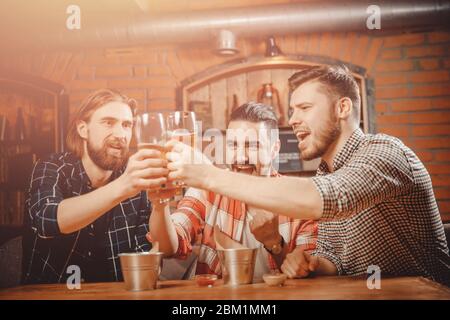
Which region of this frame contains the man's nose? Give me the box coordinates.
[235,147,249,164]
[288,109,301,127]
[112,124,127,138]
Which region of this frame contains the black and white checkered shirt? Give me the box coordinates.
[22,152,152,284]
[311,129,450,286]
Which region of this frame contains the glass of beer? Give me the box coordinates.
[135,112,174,203]
[166,111,197,147]
[166,111,197,186]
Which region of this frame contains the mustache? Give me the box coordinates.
[105,138,127,149]
[231,162,256,167]
[293,126,311,133]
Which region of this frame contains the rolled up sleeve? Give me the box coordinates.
[171,188,207,259]
[27,160,64,238]
[311,234,344,275]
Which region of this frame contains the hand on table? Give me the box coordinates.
[281,247,319,278]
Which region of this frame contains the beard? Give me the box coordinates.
[299,113,341,161]
[87,137,129,171]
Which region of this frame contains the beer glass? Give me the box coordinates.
[135,112,173,203]
[166,111,197,187]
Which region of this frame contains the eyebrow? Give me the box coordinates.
[293,102,313,108]
[100,116,133,123]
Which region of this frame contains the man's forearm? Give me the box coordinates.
[204,166,323,220]
[316,257,338,276]
[148,203,179,257]
[57,179,125,234]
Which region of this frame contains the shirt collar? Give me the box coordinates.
[72,154,125,191]
[316,128,365,174]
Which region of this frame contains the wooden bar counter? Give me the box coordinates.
[0,276,449,300]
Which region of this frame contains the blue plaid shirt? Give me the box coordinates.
[22,152,152,284]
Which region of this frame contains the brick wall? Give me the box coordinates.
[1,30,449,220]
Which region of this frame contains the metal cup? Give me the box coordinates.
[217,248,257,285]
[118,252,163,291]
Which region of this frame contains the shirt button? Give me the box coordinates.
[90,224,94,229]
[88,251,92,257]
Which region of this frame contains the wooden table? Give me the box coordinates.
[0,276,449,300]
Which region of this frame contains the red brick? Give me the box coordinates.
[377,125,409,138]
[410,112,450,124]
[107,77,176,89]
[435,188,450,200]
[438,200,450,211]
[68,90,91,105]
[376,74,408,86]
[406,46,446,58]
[119,89,147,102]
[95,65,131,78]
[68,79,108,91]
[411,138,450,149]
[411,84,450,97]
[431,98,450,109]
[380,49,402,60]
[148,65,170,76]
[365,38,384,72]
[76,66,94,79]
[391,99,432,112]
[376,114,410,125]
[375,60,414,72]
[444,58,450,69]
[431,175,450,186]
[147,99,176,111]
[375,102,389,113]
[384,33,426,48]
[353,35,370,66]
[428,32,450,44]
[426,164,450,175]
[435,151,450,162]
[148,87,176,100]
[412,125,450,137]
[376,86,409,99]
[133,66,147,77]
[415,150,434,162]
[419,59,440,70]
[409,71,450,83]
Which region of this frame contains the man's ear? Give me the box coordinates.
[337,97,353,120]
[76,120,88,140]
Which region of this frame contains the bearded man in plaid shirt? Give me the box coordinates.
[22,89,168,284]
[149,102,318,282]
[165,66,450,286]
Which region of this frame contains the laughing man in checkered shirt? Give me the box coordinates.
[149,102,317,282]
[165,65,450,286]
[22,89,168,284]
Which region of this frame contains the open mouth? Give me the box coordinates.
[231,164,256,174]
[295,131,310,141]
[295,130,310,148]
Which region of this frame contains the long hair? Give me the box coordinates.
[66,89,137,158]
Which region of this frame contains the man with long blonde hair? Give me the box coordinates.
[22,89,167,284]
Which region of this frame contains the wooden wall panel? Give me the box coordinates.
[209,79,227,130]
